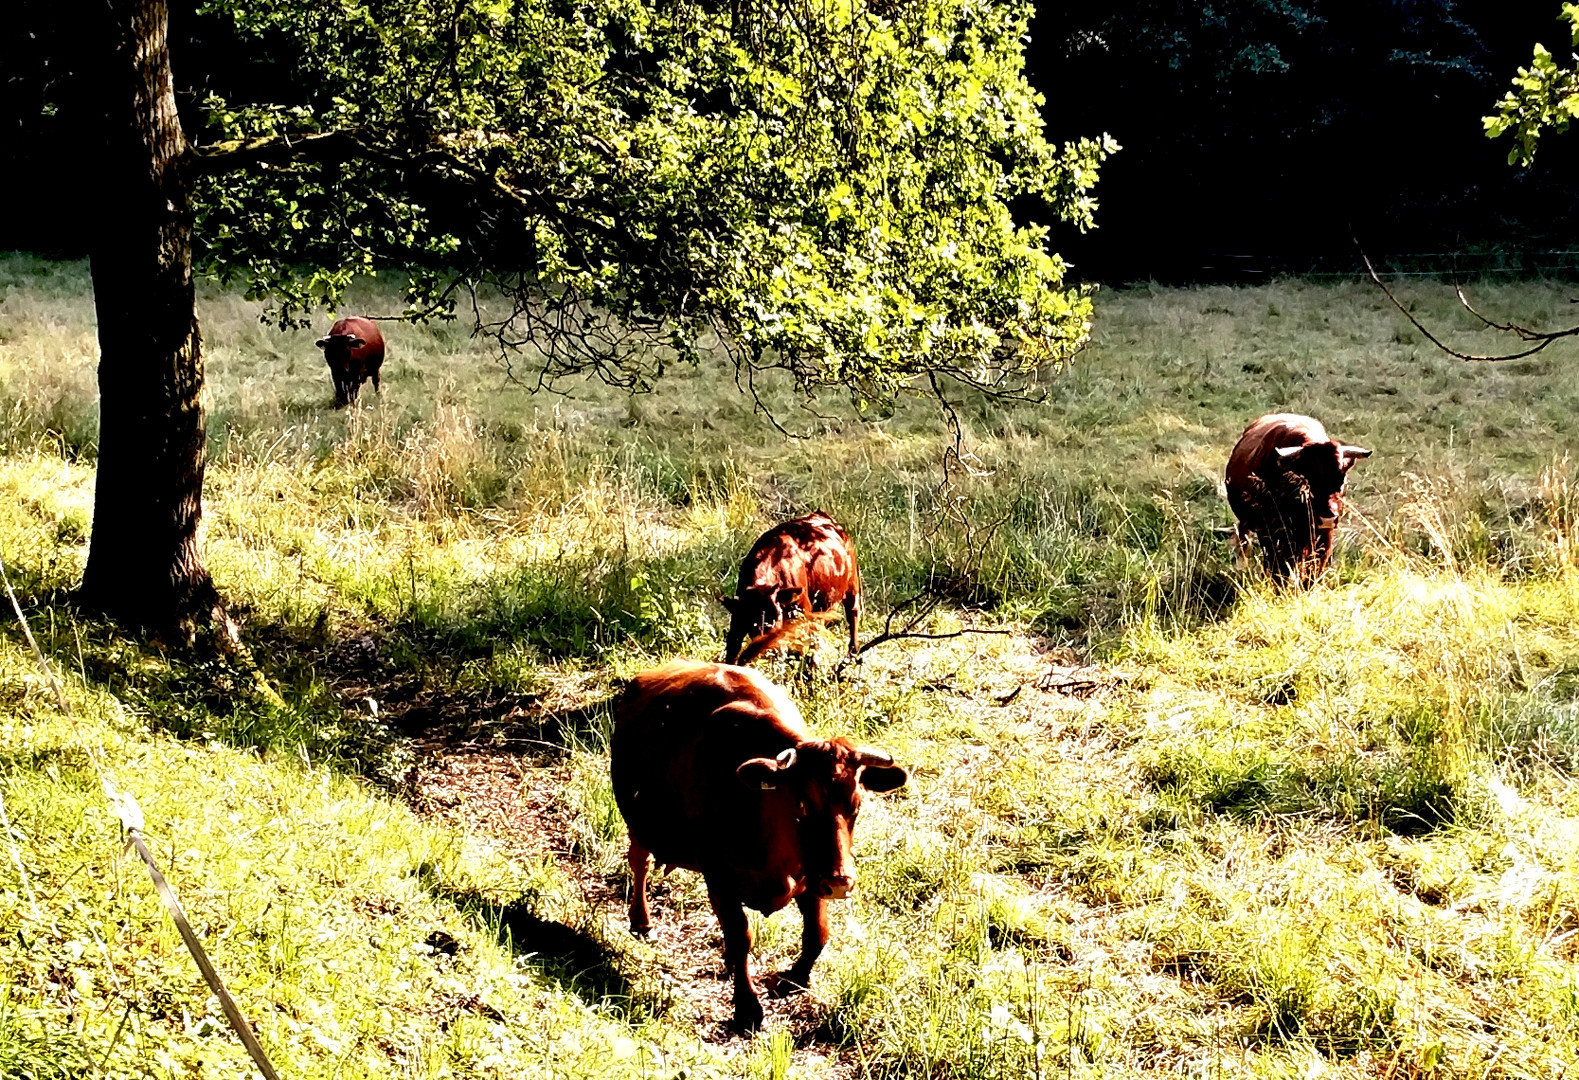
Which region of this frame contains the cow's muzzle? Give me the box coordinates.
[818,874,855,900]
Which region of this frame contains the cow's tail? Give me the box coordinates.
[734,610,842,666]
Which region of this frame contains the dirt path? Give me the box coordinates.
[328,633,1123,1076]
[346,660,861,1073]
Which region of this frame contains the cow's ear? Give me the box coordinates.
[314,337,330,349]
[860,764,908,793]
[775,587,804,608]
[737,747,798,789]
[718,594,740,612]
[1338,445,1372,470]
[350,337,366,348]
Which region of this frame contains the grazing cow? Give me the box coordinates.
[611,660,907,1030]
[315,316,385,408]
[1225,412,1372,583]
[721,510,861,665]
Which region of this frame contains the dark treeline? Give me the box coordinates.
[1028,0,1579,283]
[2,0,289,257]
[6,1,1577,283]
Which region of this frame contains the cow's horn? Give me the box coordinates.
[1275,445,1303,459]
[854,747,894,767]
[1339,444,1372,460]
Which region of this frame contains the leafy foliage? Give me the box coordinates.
[194,0,1113,409]
[1485,3,1579,164]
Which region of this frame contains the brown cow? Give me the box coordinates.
[1225,412,1372,583]
[721,510,861,665]
[315,316,385,408]
[611,660,907,1030]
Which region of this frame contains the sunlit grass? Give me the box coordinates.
[5,253,1579,1075]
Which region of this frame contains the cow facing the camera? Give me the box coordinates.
[1226,412,1371,583]
[316,316,385,408]
[611,660,907,1030]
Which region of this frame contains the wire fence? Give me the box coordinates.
[1308,250,1579,280]
[0,557,284,1080]
[1094,251,1579,285]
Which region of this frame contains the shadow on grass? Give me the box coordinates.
[0,544,676,785]
[422,870,663,1020]
[1142,741,1460,839]
[4,500,1243,796]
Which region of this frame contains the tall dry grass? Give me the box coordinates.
[7,256,1579,1076]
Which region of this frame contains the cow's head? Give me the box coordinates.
[316,333,367,407]
[736,738,907,899]
[720,585,806,664]
[1275,440,1372,524]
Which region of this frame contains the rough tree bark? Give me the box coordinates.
[81,0,223,636]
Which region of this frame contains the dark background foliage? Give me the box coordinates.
[7,0,1578,282]
[1026,0,1579,282]
[2,0,283,255]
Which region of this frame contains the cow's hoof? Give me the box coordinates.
[730,998,765,1032]
[629,922,651,939]
[767,970,809,998]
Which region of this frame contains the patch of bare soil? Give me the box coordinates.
[317,629,1129,1076]
[320,639,861,1072]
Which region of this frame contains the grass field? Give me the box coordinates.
[5,252,1579,1078]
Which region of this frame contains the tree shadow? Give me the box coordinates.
[0,542,669,787]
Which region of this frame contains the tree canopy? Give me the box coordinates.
[38,0,1112,633]
[194,0,1114,409]
[1485,3,1579,164]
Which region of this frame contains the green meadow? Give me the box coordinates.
[5,252,1579,1077]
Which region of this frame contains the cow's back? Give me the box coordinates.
[329,316,385,364]
[1226,413,1328,517]
[612,661,805,871]
[737,511,858,607]
[1227,414,1327,480]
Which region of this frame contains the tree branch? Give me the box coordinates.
[837,585,1009,671]
[187,130,377,175]
[1362,248,1579,362]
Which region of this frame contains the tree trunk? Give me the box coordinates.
[81,0,221,635]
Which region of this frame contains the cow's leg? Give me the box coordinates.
[706,879,763,1030]
[1261,500,1301,583]
[843,588,860,655]
[1269,529,1297,582]
[1231,525,1251,569]
[1304,526,1335,586]
[772,891,829,997]
[627,837,653,937]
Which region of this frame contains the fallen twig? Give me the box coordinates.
[842,585,1010,669]
[1035,664,1116,699]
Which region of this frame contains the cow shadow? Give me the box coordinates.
[397,694,616,759]
[419,868,666,1020]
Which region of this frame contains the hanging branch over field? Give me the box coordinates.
[834,508,1014,672]
[1363,249,1579,362]
[195,0,1116,422]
